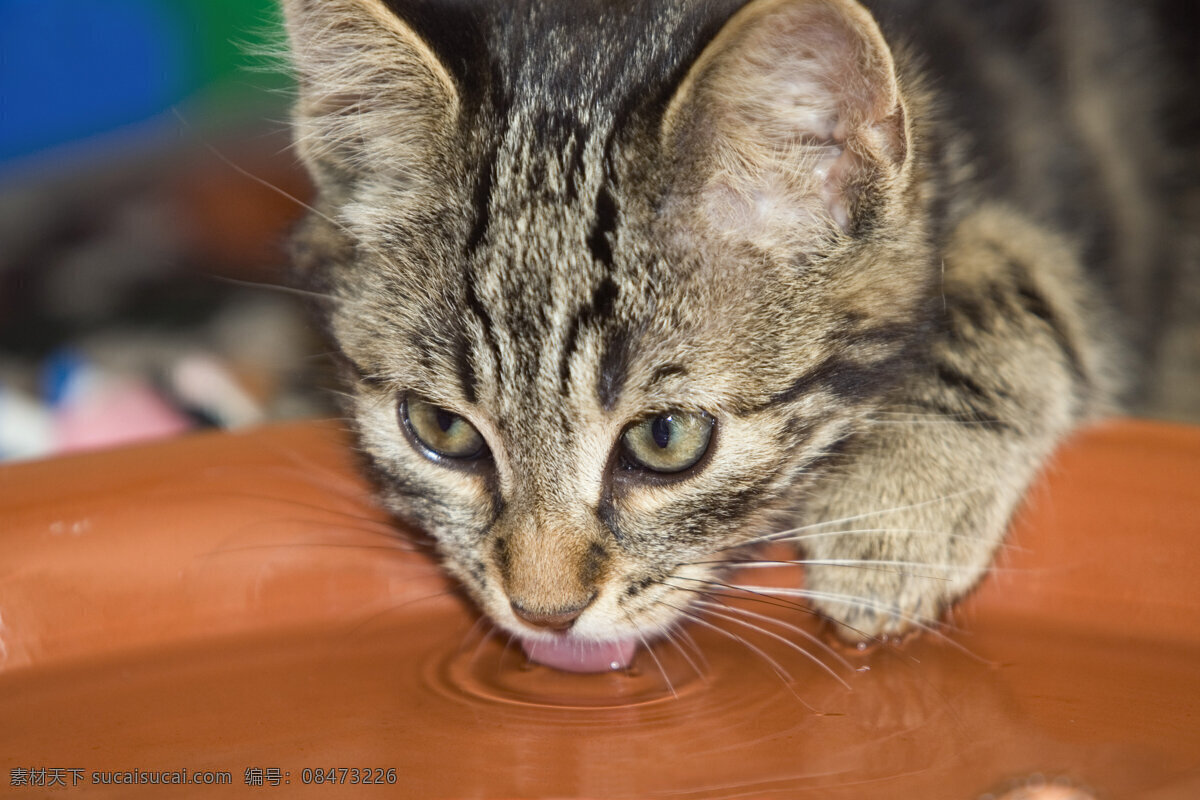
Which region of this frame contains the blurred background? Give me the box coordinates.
[0,0,330,461]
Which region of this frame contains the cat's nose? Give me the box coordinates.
[510,594,596,631]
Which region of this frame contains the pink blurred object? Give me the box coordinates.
[54,369,193,454]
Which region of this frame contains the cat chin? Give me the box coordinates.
[518,634,639,674]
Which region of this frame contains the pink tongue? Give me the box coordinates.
[520,637,638,673]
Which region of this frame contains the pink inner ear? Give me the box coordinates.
[699,147,848,245]
[669,0,906,243]
[816,148,854,233]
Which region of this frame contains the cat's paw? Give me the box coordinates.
[796,420,1030,645]
[802,559,964,644]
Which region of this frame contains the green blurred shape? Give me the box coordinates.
[177,0,293,123]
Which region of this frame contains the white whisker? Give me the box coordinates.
[693,599,852,688]
[172,108,415,289]
[728,584,929,626]
[724,557,1028,576]
[724,558,968,581]
[658,600,798,689]
[459,616,496,666]
[662,576,822,623]
[661,626,709,682]
[728,486,992,551]
[720,583,992,663]
[211,274,333,303]
[627,617,678,699]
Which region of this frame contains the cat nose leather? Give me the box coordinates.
[510,595,595,632]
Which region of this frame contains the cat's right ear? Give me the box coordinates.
[660,0,910,252]
[281,0,459,186]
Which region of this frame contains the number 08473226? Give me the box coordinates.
[300,768,398,785]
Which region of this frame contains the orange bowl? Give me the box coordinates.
[2,419,1198,798]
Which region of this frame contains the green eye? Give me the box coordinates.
[402,396,487,460]
[621,411,715,474]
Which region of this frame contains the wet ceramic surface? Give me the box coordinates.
[2,420,1198,798]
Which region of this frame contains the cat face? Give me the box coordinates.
[284,0,935,661]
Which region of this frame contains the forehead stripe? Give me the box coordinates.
[643,363,688,392]
[558,277,621,395]
[597,324,633,410]
[587,184,618,270]
[465,143,498,254]
[462,268,503,384]
[455,329,478,403]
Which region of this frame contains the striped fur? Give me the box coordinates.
[282,0,1186,646]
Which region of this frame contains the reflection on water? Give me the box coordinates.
[433,626,705,709]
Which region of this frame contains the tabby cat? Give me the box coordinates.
[280,0,1190,671]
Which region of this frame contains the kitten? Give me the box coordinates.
[280,0,1184,670]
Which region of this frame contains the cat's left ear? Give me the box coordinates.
[281,0,459,187]
[661,0,909,249]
